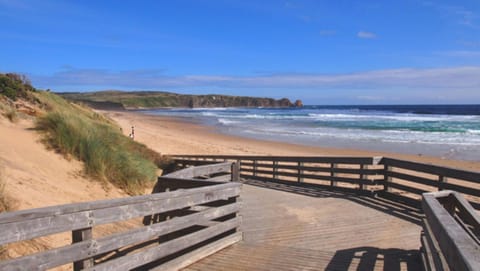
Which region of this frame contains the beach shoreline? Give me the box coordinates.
[101,109,480,172]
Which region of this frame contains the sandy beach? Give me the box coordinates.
[102,109,480,172]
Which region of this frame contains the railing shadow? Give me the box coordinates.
[243,178,423,226]
[325,246,421,271]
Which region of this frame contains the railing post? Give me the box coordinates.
[273,161,278,179]
[360,164,367,191]
[438,175,447,191]
[384,165,392,192]
[298,162,304,182]
[231,161,240,182]
[253,160,258,177]
[72,227,94,270]
[330,163,338,187]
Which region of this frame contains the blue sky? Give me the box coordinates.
[1,0,479,104]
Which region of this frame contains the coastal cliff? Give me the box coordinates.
[59,91,301,109]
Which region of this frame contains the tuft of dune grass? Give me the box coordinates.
[35,92,164,195]
[0,167,8,259]
[0,167,14,213]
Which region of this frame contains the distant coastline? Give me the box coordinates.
[139,104,480,161]
[58,90,302,109]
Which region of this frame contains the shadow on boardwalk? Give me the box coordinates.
[243,178,423,226]
[326,247,420,271]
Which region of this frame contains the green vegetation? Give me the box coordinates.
[59,90,295,109]
[0,73,36,101]
[35,92,168,194]
[0,167,14,213]
[0,101,18,122]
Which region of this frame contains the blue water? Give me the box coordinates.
[141,105,480,161]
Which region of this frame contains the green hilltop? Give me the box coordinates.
[58,90,302,109]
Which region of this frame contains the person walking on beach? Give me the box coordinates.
[129,126,135,140]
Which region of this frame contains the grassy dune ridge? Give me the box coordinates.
[60,90,295,109]
[35,92,167,194]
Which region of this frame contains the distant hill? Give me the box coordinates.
[58,91,302,109]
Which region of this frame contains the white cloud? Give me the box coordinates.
[319,30,336,36]
[357,31,377,39]
[435,50,480,57]
[29,66,480,93]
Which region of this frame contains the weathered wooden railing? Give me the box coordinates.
[0,162,242,270]
[420,190,480,271]
[174,155,480,270]
[174,155,480,209]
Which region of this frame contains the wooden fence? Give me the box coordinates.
[174,155,480,209]
[0,162,242,271]
[421,190,480,271]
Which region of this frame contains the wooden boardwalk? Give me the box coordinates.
[184,180,423,271]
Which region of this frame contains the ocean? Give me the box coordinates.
[141,105,480,161]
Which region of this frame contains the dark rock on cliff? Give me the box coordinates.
[294,99,303,107]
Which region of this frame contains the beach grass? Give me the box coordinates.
[35,92,166,194]
[0,168,14,213]
[0,101,17,123]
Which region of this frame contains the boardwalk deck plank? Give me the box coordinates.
[184,181,422,271]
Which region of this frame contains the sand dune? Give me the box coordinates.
[0,115,131,262]
[0,117,128,210]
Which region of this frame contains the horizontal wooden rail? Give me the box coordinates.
[174,155,480,210]
[381,158,480,209]
[421,191,480,271]
[0,162,243,271]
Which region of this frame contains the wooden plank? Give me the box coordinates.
[175,155,375,164]
[231,161,240,182]
[83,217,241,271]
[330,163,338,187]
[172,159,219,166]
[164,166,194,178]
[440,182,480,197]
[272,164,381,175]
[387,181,429,195]
[72,227,93,271]
[165,162,232,179]
[422,192,480,271]
[0,184,241,245]
[359,164,367,190]
[150,232,242,271]
[420,232,435,271]
[451,192,480,232]
[191,162,232,178]
[422,218,449,271]
[204,174,231,183]
[0,183,239,224]
[241,168,377,186]
[384,165,392,192]
[384,170,438,188]
[156,177,220,189]
[382,158,480,184]
[298,162,303,182]
[0,203,241,270]
[273,161,278,179]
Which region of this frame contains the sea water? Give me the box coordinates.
[141,105,480,161]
